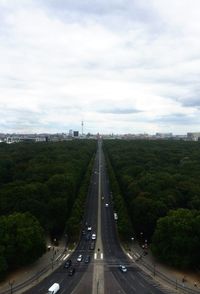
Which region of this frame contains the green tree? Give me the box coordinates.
[0,246,8,280]
[0,213,46,268]
[152,209,200,268]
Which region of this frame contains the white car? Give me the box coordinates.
[87,226,92,231]
[77,254,83,262]
[119,265,127,273]
[91,233,96,240]
[105,203,109,207]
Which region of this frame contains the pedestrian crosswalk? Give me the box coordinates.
[94,252,104,260]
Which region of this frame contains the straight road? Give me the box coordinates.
[100,140,168,294]
[24,140,168,294]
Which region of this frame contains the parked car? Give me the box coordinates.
[64,259,72,269]
[87,226,92,231]
[77,254,83,262]
[68,267,75,276]
[119,265,127,273]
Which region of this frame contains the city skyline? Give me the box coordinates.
[0,0,200,134]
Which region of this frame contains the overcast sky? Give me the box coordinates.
[0,0,200,134]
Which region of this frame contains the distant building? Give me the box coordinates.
[73,131,79,137]
[187,132,200,141]
[155,133,173,139]
[69,129,73,137]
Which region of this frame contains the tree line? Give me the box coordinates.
[103,139,200,269]
[0,140,96,279]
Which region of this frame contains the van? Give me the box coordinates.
[48,283,60,294]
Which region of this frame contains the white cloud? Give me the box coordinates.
[0,0,200,134]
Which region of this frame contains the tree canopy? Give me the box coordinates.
[0,140,96,279]
[104,139,200,268]
[0,212,46,278]
[152,209,200,268]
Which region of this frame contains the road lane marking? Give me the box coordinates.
[63,254,69,260]
[127,253,133,259]
[138,281,145,288]
[55,254,61,261]
[92,140,104,294]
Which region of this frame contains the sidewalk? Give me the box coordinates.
[126,240,200,293]
[0,238,74,294]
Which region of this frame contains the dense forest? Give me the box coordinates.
[104,139,200,269]
[0,140,96,279]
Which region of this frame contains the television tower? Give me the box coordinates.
[81,121,84,136]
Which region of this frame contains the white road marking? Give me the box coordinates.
[55,254,61,261]
[127,253,133,259]
[63,253,69,260]
[138,281,145,288]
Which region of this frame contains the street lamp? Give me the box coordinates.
[51,253,55,270]
[64,234,68,250]
[153,263,156,276]
[8,280,15,294]
[131,237,134,256]
[140,232,143,246]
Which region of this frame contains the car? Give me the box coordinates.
[90,241,95,250]
[84,255,90,263]
[105,203,109,207]
[119,265,127,273]
[87,226,92,231]
[64,259,72,268]
[85,232,91,241]
[77,254,83,262]
[68,267,75,276]
[91,233,96,240]
[82,229,86,235]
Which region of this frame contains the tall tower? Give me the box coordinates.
[81,121,84,136]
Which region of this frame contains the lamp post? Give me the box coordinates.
[131,237,134,248]
[51,253,55,270]
[64,234,68,250]
[131,237,134,256]
[140,232,143,246]
[153,263,156,276]
[8,280,15,294]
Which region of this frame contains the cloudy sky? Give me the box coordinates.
[0,0,200,134]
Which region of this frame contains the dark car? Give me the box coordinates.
[64,259,72,269]
[90,241,95,250]
[84,255,90,263]
[68,267,75,276]
[85,233,91,241]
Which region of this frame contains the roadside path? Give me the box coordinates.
[0,238,73,294]
[126,240,200,293]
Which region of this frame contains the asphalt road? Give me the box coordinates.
[25,140,168,294]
